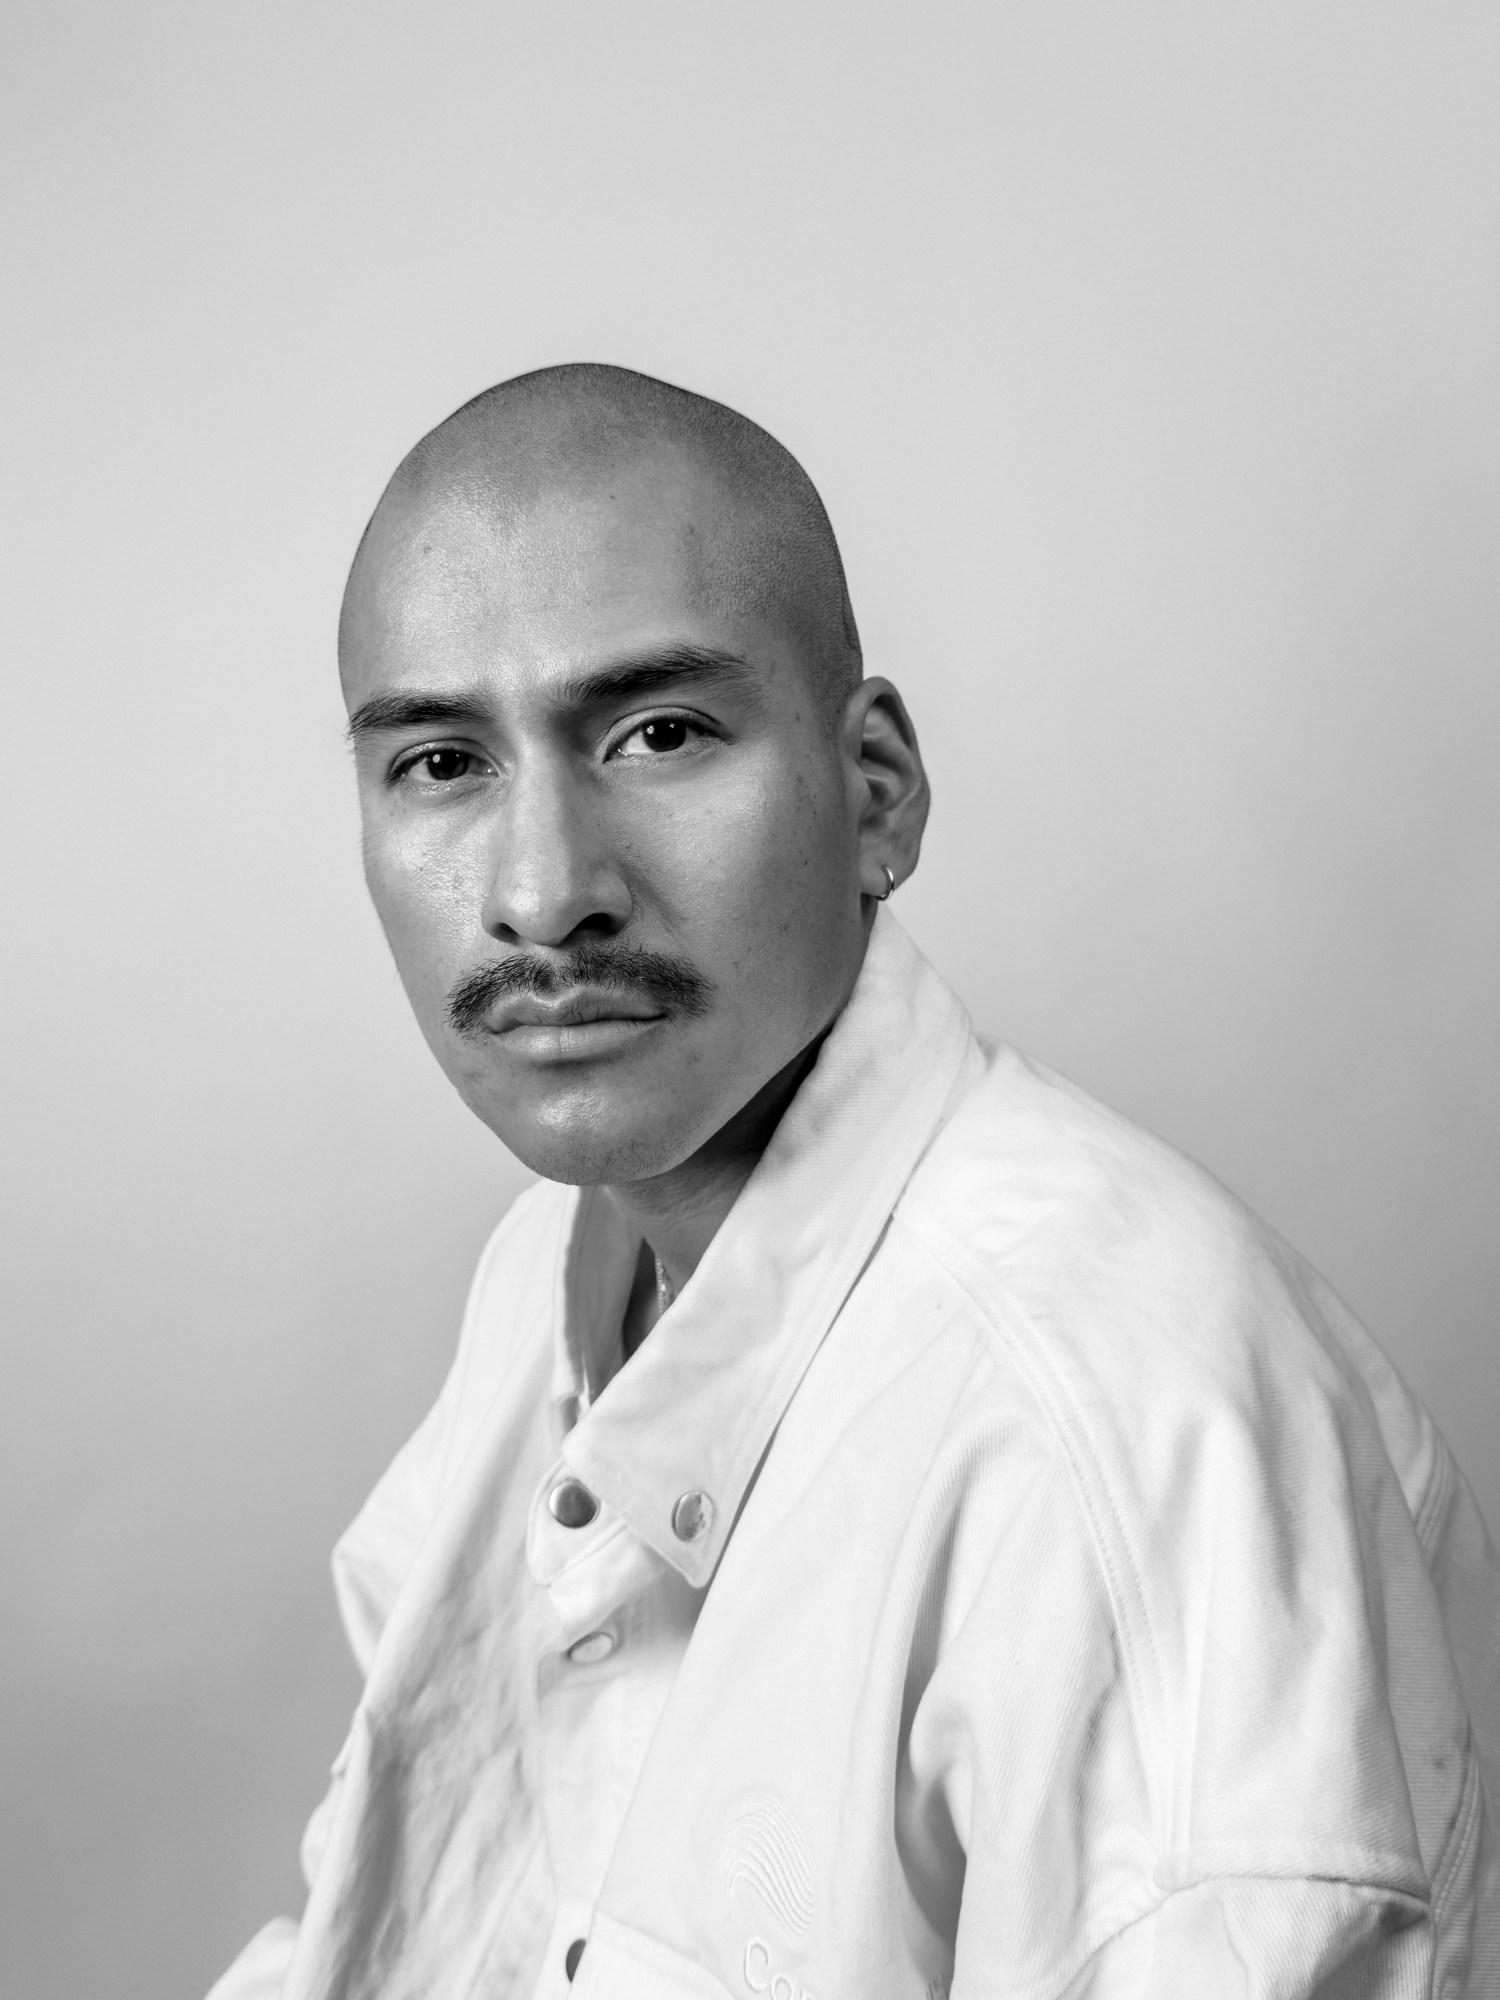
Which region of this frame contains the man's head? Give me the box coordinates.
[340,363,928,1185]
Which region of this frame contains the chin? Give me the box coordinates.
[471,1091,714,1189]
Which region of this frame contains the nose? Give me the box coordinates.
[480,752,632,947]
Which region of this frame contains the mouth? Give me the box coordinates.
[483,987,671,1061]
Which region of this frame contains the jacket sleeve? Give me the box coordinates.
[918,1422,1446,1998]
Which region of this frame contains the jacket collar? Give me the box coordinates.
[556,910,979,1589]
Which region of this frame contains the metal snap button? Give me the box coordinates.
[671,1489,714,1542]
[565,1937,585,1980]
[548,1478,599,1529]
[567,1630,615,1665]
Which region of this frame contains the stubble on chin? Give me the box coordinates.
[449,1042,716,1188]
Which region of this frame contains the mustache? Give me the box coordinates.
[446,939,714,1037]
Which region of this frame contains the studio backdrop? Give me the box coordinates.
[1,5,1496,1998]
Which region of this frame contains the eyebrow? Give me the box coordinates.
[345,691,492,741]
[551,644,757,709]
[345,644,758,743]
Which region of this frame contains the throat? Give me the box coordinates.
[621,1238,669,1359]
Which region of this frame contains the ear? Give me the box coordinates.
[840,676,930,903]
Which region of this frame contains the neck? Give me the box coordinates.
[604,1032,825,1297]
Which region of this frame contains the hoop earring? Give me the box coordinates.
[875,863,896,902]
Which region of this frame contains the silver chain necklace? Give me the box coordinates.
[654,1252,676,1319]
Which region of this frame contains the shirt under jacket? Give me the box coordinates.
[209,911,1500,2000]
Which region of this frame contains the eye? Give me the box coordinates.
[391,744,493,788]
[612,714,701,758]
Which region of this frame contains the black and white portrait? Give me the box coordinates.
[3,8,1497,1998]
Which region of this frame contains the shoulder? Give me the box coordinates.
[898,1041,1419,1476]
[892,1044,1453,1890]
[904,1041,1270,1307]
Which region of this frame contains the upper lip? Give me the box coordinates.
[488,987,668,1033]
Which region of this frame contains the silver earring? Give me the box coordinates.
[875,863,896,901]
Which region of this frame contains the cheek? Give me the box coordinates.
[362,821,482,1016]
[652,754,857,994]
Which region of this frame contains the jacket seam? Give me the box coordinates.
[994,1872,1431,2000]
[1412,1430,1456,1558]
[891,1207,1169,1835]
[1430,1734,1482,1931]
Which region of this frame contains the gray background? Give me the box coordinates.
[2,5,1496,1996]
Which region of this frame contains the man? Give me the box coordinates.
[211,364,1499,1999]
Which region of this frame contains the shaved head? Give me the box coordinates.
[341,362,862,713]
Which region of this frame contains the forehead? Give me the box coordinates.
[341,453,780,700]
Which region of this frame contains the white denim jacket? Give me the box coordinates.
[211,913,1500,2000]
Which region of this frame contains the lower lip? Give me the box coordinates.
[493,1015,668,1062]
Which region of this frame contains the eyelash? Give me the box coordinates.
[384,709,716,789]
[387,744,492,788]
[607,709,713,757]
